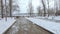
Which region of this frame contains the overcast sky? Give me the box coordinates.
[16,0,54,13]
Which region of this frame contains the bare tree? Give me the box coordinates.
[56,0,60,16]
[1,0,3,18]
[28,0,33,16]
[37,6,42,16]
[9,0,12,17]
[59,0,60,9]
[47,0,49,17]
[54,0,58,16]
[41,0,46,16]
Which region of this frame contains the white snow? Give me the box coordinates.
[26,17,60,34]
[53,16,60,20]
[33,16,60,21]
[0,18,16,34]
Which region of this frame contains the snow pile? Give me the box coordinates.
[33,16,46,19]
[0,18,16,34]
[33,16,60,21]
[26,18,60,34]
[47,16,54,19]
[53,16,60,20]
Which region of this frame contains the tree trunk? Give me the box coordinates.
[47,0,49,17]
[41,0,46,16]
[28,0,33,17]
[9,0,12,17]
[1,0,3,18]
[5,0,7,21]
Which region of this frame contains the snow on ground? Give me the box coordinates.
[26,17,60,34]
[53,16,60,20]
[0,17,16,34]
[33,16,60,21]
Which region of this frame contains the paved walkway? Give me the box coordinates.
[5,17,44,34]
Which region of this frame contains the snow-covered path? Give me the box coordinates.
[5,17,47,34]
[0,18,16,34]
[26,17,60,34]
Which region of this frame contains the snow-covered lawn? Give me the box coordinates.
[0,18,16,34]
[53,16,60,20]
[33,16,60,21]
[26,17,60,34]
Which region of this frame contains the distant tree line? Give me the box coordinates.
[0,0,19,18]
[0,0,60,17]
[37,0,60,17]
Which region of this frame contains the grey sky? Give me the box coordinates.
[17,0,54,13]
